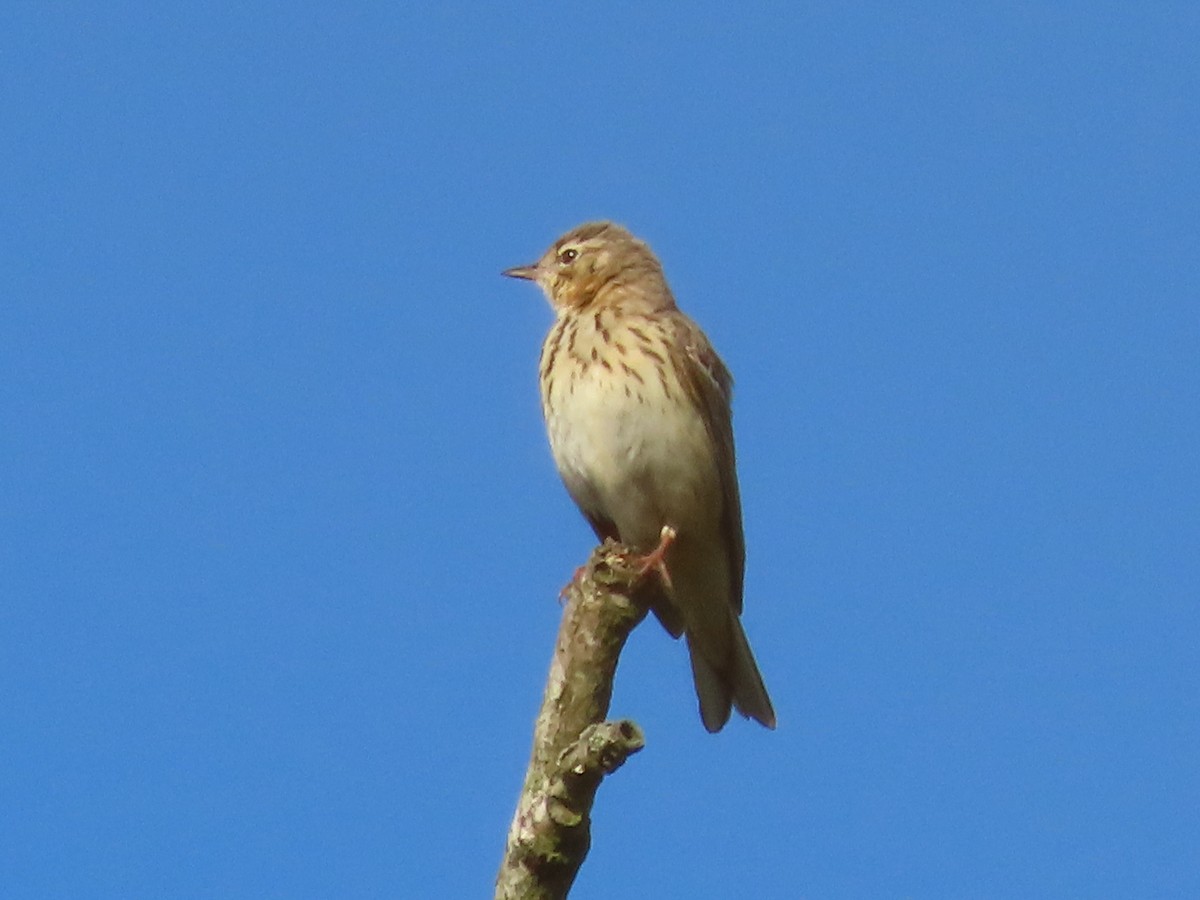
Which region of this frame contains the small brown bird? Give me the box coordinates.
[503,221,776,732]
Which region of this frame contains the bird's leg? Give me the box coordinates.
[558,564,588,603]
[633,525,677,592]
[559,527,677,601]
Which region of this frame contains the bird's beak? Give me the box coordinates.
[502,264,537,281]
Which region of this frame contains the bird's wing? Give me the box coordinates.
[674,314,746,615]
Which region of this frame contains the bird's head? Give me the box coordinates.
[503,221,674,313]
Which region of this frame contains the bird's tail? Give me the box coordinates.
[688,614,776,733]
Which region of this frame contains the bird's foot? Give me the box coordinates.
[632,525,677,592]
[564,528,677,600]
[558,564,587,603]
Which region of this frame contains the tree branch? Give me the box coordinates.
[495,540,649,900]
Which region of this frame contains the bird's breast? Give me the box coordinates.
[538,314,720,545]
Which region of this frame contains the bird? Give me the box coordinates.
[502,221,776,732]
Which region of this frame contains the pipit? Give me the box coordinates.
[503,221,776,732]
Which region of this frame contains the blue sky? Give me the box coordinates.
[2,3,1197,897]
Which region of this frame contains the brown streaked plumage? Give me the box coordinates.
[503,221,775,732]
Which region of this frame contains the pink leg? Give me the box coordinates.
[632,525,677,591]
[559,526,678,599]
[558,564,587,603]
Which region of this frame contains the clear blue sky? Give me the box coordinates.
[3,4,1197,898]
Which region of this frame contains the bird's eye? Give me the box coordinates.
[557,247,578,265]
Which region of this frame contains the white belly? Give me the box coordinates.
[544,359,720,549]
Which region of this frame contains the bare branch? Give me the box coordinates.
[495,541,649,900]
